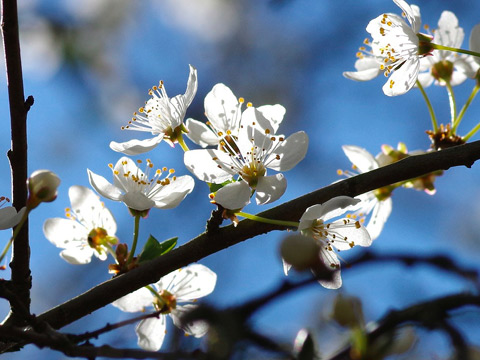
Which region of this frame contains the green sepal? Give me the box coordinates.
[138,235,178,263]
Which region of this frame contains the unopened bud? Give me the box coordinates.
[331,293,364,328]
[27,170,60,209]
[280,235,319,272]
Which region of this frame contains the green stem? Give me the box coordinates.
[104,243,118,262]
[236,211,299,229]
[463,121,480,141]
[0,208,28,264]
[454,85,480,132]
[431,43,480,58]
[177,134,190,152]
[416,80,438,132]
[445,80,457,127]
[127,214,141,265]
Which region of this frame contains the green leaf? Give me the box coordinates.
[208,179,235,193]
[138,235,178,263]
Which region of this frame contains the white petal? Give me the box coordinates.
[122,191,155,211]
[317,250,342,289]
[214,181,251,209]
[343,58,381,81]
[171,304,209,337]
[60,247,94,265]
[43,218,86,247]
[112,157,144,191]
[205,83,240,131]
[158,264,217,302]
[470,24,480,66]
[342,145,379,173]
[109,134,164,155]
[256,104,286,133]
[267,131,308,171]
[366,197,392,241]
[112,287,153,313]
[184,65,198,108]
[383,57,420,96]
[87,169,123,202]
[393,0,418,32]
[241,107,282,134]
[0,206,24,230]
[255,174,287,205]
[299,197,360,230]
[436,11,463,52]
[283,259,292,276]
[136,317,167,351]
[151,175,195,209]
[184,149,234,184]
[185,118,218,147]
[327,219,372,250]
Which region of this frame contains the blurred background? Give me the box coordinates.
[1,0,480,358]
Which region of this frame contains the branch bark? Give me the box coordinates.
[1,0,31,323]
[33,140,480,332]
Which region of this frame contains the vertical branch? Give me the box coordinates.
[1,0,31,321]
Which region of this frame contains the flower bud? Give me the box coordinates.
[331,293,364,328]
[27,170,61,209]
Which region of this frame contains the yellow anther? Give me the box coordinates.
[337,169,343,175]
[239,97,245,103]
[108,164,113,168]
[137,159,142,163]
[355,221,361,229]
[247,102,253,107]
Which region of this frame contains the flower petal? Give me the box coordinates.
[185,118,218,147]
[112,287,153,312]
[158,264,217,302]
[136,317,167,351]
[256,104,286,133]
[214,181,251,209]
[109,134,165,155]
[87,169,123,202]
[436,11,464,53]
[267,131,309,171]
[205,83,240,131]
[184,149,234,184]
[60,247,94,265]
[393,0,418,32]
[367,197,392,241]
[383,57,420,96]
[328,219,372,250]
[184,65,198,108]
[343,58,381,81]
[342,145,379,173]
[255,174,287,205]
[0,206,25,230]
[171,304,209,337]
[43,218,86,248]
[151,175,195,209]
[122,191,155,211]
[317,250,342,289]
[470,24,480,66]
[299,197,360,230]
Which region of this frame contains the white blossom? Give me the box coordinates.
[43,185,117,264]
[88,157,194,212]
[110,65,197,155]
[0,197,25,230]
[112,264,217,351]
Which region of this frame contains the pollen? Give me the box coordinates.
[337,169,343,175]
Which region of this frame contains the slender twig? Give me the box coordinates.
[0,140,476,353]
[1,0,31,324]
[68,310,162,344]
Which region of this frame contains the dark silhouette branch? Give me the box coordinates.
[327,293,480,360]
[34,141,480,332]
[1,0,31,324]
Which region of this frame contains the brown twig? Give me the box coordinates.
[1,0,31,324]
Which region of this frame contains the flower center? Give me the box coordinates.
[88,227,117,250]
[153,289,177,314]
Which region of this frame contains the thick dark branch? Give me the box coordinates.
[1,0,31,323]
[31,141,480,332]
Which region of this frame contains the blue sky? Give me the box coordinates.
[1,0,480,358]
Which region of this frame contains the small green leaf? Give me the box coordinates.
[138,236,178,263]
[208,179,235,193]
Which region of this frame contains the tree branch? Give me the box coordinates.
[14,141,480,343]
[1,0,31,324]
